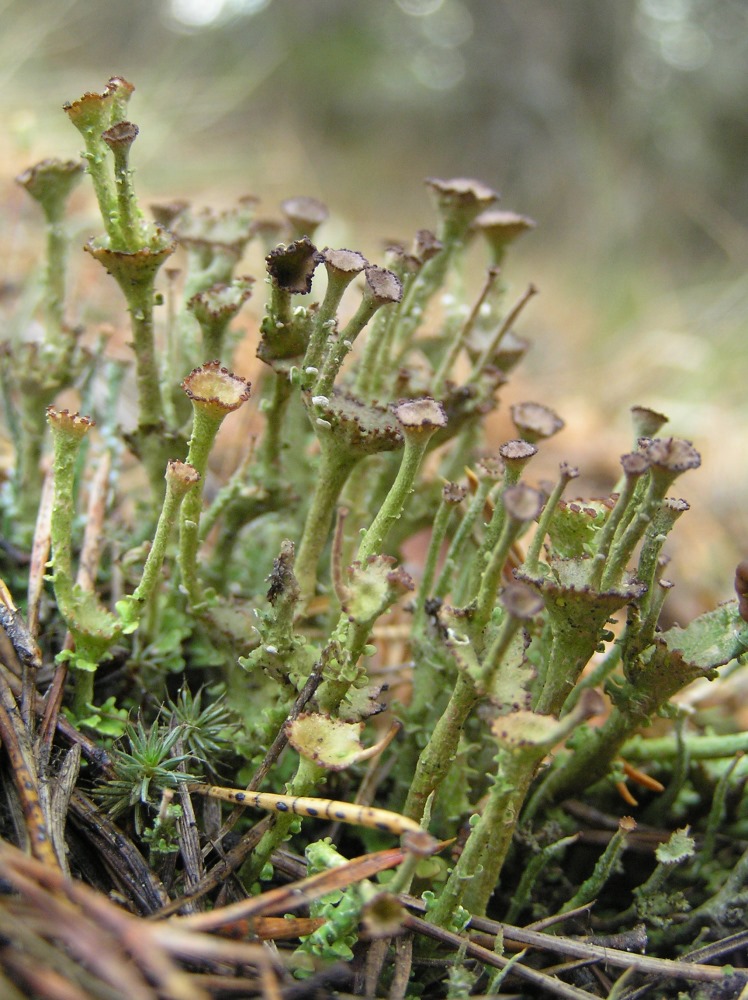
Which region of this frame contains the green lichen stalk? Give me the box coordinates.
[178,363,251,608]
[2,78,744,998]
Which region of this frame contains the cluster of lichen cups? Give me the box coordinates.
[9,78,748,967]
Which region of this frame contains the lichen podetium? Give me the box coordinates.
[1,76,745,997]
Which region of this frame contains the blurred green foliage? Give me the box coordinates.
[3,0,746,268]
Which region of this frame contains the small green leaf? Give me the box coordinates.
[655,828,696,865]
[287,712,365,770]
[343,555,414,626]
[56,647,98,673]
[492,710,562,749]
[115,596,142,634]
[658,599,748,670]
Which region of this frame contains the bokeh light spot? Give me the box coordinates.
[396,0,444,17]
[639,0,694,23]
[659,22,712,70]
[411,45,465,90]
[420,0,473,48]
[168,0,270,30]
[170,0,226,28]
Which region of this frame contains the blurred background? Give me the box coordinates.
[1,0,747,611]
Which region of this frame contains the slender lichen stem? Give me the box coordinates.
[303,255,366,375]
[391,246,455,357]
[435,479,492,599]
[294,443,358,605]
[403,672,478,823]
[258,373,293,488]
[46,411,117,715]
[179,410,223,607]
[588,478,642,591]
[479,614,523,688]
[129,280,165,428]
[315,617,373,714]
[601,466,682,591]
[17,159,83,344]
[473,516,528,636]
[533,626,592,716]
[242,755,325,885]
[356,428,437,564]
[47,429,80,622]
[45,216,68,336]
[199,440,256,542]
[354,299,402,401]
[505,834,579,924]
[17,390,56,525]
[128,464,199,617]
[82,144,118,243]
[108,143,141,250]
[429,749,537,922]
[86,237,174,440]
[413,488,460,623]
[463,763,539,917]
[466,283,538,386]
[522,465,577,575]
[622,729,748,762]
[432,267,500,397]
[563,640,621,713]
[475,480,514,571]
[314,298,381,398]
[561,820,632,913]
